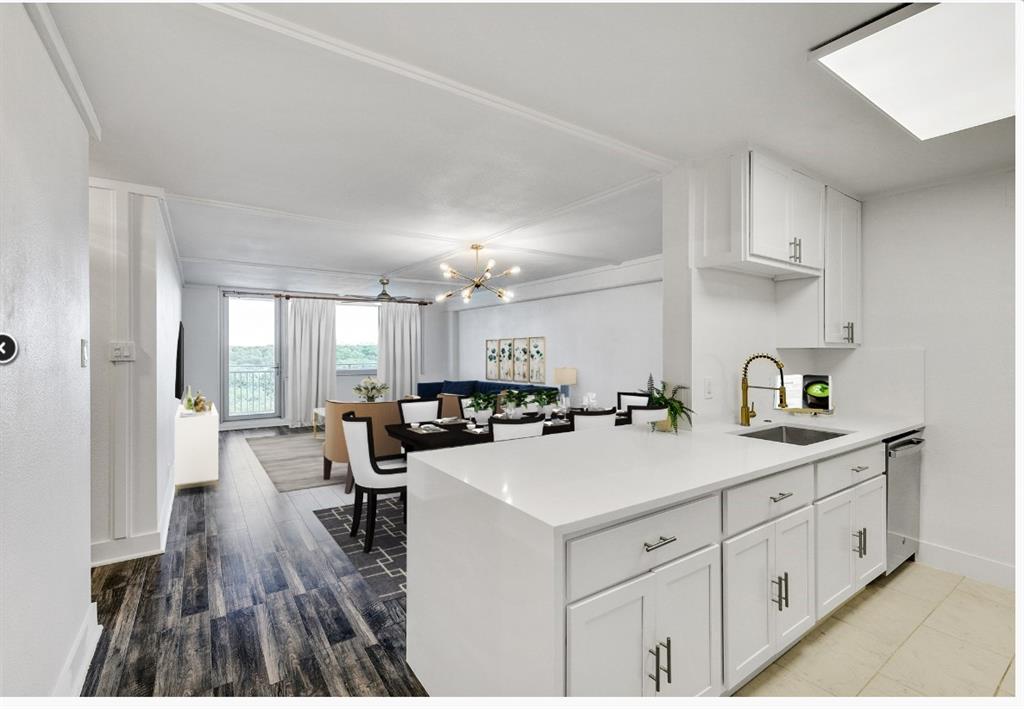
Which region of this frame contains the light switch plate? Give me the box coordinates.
[703,377,713,399]
[109,340,136,362]
[81,339,89,368]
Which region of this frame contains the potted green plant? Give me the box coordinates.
[468,391,497,423]
[503,389,531,418]
[644,374,694,433]
[531,388,560,416]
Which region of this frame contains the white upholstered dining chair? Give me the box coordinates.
[342,412,408,553]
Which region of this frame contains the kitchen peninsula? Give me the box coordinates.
[405,415,923,696]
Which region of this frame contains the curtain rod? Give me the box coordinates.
[220,289,433,306]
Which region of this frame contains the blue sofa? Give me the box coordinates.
[417,379,557,399]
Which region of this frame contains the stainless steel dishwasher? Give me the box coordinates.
[885,432,925,574]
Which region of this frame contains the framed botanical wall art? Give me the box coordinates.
[528,337,546,383]
[485,339,499,380]
[498,339,514,380]
[513,338,529,382]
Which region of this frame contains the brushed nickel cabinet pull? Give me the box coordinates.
[796,238,803,263]
[782,571,790,608]
[862,527,868,556]
[643,535,677,553]
[661,637,672,684]
[648,645,662,692]
[851,465,869,473]
[771,575,784,611]
[852,529,864,557]
[770,491,793,503]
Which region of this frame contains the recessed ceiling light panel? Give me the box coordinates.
[813,3,1015,140]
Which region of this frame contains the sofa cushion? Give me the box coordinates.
[440,379,476,396]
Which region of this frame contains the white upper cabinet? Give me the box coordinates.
[776,186,863,348]
[694,149,824,278]
[823,187,863,345]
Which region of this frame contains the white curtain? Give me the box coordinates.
[378,301,421,399]
[286,298,336,427]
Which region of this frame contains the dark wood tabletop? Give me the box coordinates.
[385,412,629,452]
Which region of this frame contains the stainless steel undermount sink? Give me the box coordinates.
[738,425,847,446]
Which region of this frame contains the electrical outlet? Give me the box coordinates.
[703,377,713,399]
[109,341,136,362]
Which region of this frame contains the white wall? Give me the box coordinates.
[457,281,663,405]
[181,284,221,409]
[89,181,182,566]
[861,170,1014,586]
[0,5,99,695]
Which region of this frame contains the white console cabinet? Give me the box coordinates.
[173,404,219,486]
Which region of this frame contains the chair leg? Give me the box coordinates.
[364,490,378,553]
[344,466,354,495]
[349,488,363,538]
[400,489,407,525]
[323,456,333,480]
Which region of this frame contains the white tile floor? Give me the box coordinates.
[738,562,1015,697]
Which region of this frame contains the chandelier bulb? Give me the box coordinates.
[510,265,521,275]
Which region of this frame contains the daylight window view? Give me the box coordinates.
[226,297,278,417]
[336,304,378,372]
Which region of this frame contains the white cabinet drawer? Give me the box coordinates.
[815,444,885,499]
[723,465,813,537]
[567,494,720,602]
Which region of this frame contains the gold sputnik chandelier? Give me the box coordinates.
[435,244,520,304]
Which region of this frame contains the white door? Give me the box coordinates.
[723,521,775,689]
[773,507,815,647]
[814,488,857,618]
[854,476,887,587]
[788,170,825,269]
[749,152,793,263]
[823,188,862,344]
[653,546,722,697]
[567,573,655,697]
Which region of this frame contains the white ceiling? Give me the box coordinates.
[52,3,1014,298]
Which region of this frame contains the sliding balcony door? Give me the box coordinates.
[222,294,283,421]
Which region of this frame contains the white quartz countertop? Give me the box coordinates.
[409,414,924,534]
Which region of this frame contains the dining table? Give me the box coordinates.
[385,411,630,452]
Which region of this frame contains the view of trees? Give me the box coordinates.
[226,344,377,416]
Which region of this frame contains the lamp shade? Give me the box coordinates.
[554,367,577,386]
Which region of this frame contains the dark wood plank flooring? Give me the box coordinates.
[81,428,424,697]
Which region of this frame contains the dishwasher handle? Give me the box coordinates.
[888,438,925,458]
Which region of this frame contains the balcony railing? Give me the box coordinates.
[336,361,377,372]
[227,366,277,417]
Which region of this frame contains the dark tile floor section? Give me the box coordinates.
[315,500,407,602]
[81,428,425,697]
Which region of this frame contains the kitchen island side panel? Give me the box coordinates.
[406,456,564,696]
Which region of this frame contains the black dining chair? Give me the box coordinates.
[341,412,407,553]
[398,398,442,424]
[570,408,618,432]
[489,415,545,442]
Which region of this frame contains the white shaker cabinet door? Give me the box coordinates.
[723,521,775,689]
[566,573,655,697]
[788,170,825,269]
[652,545,722,697]
[773,506,815,647]
[748,152,793,263]
[854,476,887,587]
[814,487,857,619]
[823,187,863,344]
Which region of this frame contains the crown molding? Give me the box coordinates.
[166,193,465,246]
[202,3,677,173]
[25,3,102,141]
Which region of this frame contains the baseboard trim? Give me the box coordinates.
[51,602,101,696]
[158,465,177,548]
[917,539,1014,589]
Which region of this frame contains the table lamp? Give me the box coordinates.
[554,367,577,407]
